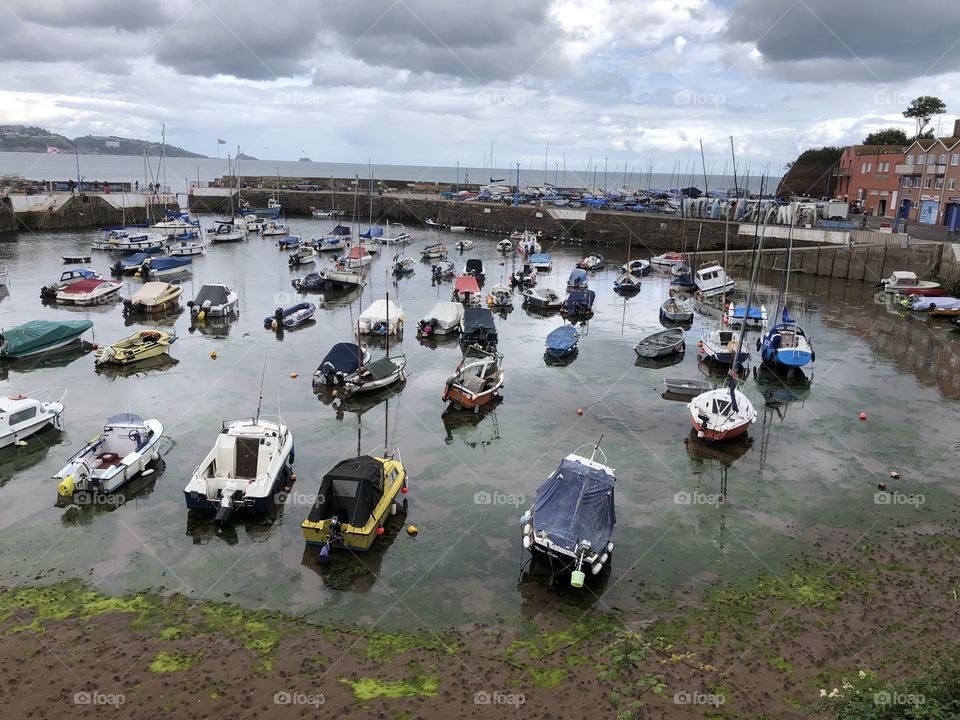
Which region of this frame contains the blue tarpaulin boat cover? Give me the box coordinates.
[568,268,588,286]
[563,290,596,312]
[730,305,764,320]
[546,326,579,354]
[360,227,384,239]
[532,457,616,554]
[319,343,365,375]
[331,225,351,236]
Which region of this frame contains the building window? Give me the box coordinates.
[860,162,867,173]
[869,189,879,195]
[906,155,914,165]
[935,178,944,189]
[947,179,956,190]
[903,177,912,188]
[939,153,947,165]
[924,178,933,189]
[928,153,936,164]
[918,154,926,165]
[952,153,959,166]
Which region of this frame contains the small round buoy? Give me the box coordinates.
[889,470,900,479]
[91,343,98,350]
[290,372,298,379]
[210,351,218,360]
[406,525,418,537]
[859,412,867,421]
[577,408,584,416]
[134,272,141,278]
[878,482,887,491]
[271,319,278,330]
[400,486,409,494]
[376,526,385,536]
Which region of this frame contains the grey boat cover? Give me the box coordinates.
[365,357,401,381]
[307,455,384,527]
[532,457,615,554]
[194,285,229,306]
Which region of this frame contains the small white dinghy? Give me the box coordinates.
[54,413,163,497]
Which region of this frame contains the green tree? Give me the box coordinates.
[862,128,908,146]
[903,96,946,139]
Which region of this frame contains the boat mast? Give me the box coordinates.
[699,138,709,198]
[255,356,267,423]
[589,434,604,462]
[733,176,768,368]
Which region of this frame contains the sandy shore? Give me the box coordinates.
[1,523,957,719]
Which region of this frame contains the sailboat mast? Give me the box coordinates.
[734,176,767,362]
[699,138,709,197]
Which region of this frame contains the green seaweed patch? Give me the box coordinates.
[149,651,203,673]
[365,631,459,662]
[530,667,568,688]
[0,583,153,635]
[506,614,617,665]
[340,674,440,701]
[158,626,182,640]
[200,605,288,671]
[767,655,795,674]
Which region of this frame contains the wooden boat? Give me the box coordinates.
[94,330,176,366]
[442,347,504,412]
[0,390,66,448]
[301,454,407,552]
[0,320,91,359]
[54,413,163,497]
[521,442,615,588]
[420,243,448,259]
[122,282,183,315]
[522,287,563,310]
[183,416,294,522]
[264,302,316,329]
[663,378,712,397]
[634,328,685,358]
[660,297,695,323]
[56,278,122,305]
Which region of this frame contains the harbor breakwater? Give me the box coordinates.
[7,191,179,232]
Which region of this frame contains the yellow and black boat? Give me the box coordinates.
[301,454,407,553]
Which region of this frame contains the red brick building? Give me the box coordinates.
[833,144,905,218]
[894,120,960,226]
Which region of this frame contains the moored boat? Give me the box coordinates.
[694,262,736,298]
[301,453,408,553]
[726,303,767,329]
[40,268,102,300]
[313,343,371,388]
[660,296,695,323]
[459,307,498,348]
[485,283,513,307]
[122,282,183,316]
[54,413,163,497]
[94,330,176,366]
[521,441,615,588]
[209,220,244,243]
[0,320,92,359]
[622,259,650,276]
[417,302,464,336]
[560,289,596,320]
[452,275,482,306]
[288,246,318,267]
[341,245,375,268]
[454,239,474,251]
[259,221,290,237]
[496,239,514,252]
[880,271,944,296]
[357,299,404,335]
[567,268,588,291]
[613,272,641,293]
[545,325,579,359]
[188,284,239,318]
[688,378,757,441]
[291,272,325,293]
[392,257,416,275]
[663,378,712,397]
[0,390,66,448]
[142,256,193,278]
[510,262,537,288]
[168,238,206,256]
[578,254,605,271]
[264,302,316,329]
[699,329,750,366]
[634,328,685,358]
[463,258,485,279]
[183,415,294,523]
[530,253,553,272]
[442,347,504,412]
[56,278,122,306]
[522,287,563,311]
[338,355,407,398]
[421,243,448,259]
[651,251,684,268]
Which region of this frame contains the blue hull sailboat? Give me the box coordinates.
[760,226,814,371]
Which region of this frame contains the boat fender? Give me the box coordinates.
[520,511,531,525]
[57,475,75,497]
[599,552,608,564]
[606,542,614,553]
[522,523,531,535]
[522,535,531,549]
[592,563,603,575]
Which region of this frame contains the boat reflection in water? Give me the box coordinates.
[94,354,180,380]
[0,343,93,381]
[185,497,288,546]
[684,429,752,467]
[58,459,165,526]
[188,313,238,338]
[299,506,407,594]
[316,381,405,421]
[442,398,502,447]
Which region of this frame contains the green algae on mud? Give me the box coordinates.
[340,673,441,701]
[149,651,203,673]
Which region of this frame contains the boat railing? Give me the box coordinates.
[571,442,609,466]
[26,386,69,405]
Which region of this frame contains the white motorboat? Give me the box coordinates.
[522,287,563,310]
[109,232,167,253]
[650,251,685,268]
[339,355,407,398]
[726,303,767,329]
[259,221,289,238]
[288,246,318,267]
[319,264,366,290]
[341,245,375,268]
[357,299,404,335]
[0,389,66,449]
[496,239,514,252]
[183,416,294,522]
[486,283,513,307]
[880,271,944,296]
[421,243,448,259]
[312,209,343,218]
[55,278,122,306]
[376,222,412,244]
[54,413,163,496]
[699,329,750,366]
[39,268,102,300]
[449,225,467,233]
[168,238,206,256]
[417,302,464,336]
[209,220,244,243]
[188,283,239,318]
[454,239,474,251]
[242,214,264,232]
[578,254,605,271]
[694,262,736,298]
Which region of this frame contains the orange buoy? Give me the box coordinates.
[290,372,298,379]
[210,351,218,360]
[577,408,584,416]
[859,412,867,421]
[400,486,409,494]
[376,526,385,536]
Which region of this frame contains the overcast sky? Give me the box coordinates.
[1,0,958,173]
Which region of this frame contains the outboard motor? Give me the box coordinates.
[215,482,238,525]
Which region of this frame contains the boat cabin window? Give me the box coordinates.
[719,331,733,343]
[9,407,37,425]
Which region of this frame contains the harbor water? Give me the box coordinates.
[0,220,956,629]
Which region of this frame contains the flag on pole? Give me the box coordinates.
[217,138,226,145]
[47,146,60,154]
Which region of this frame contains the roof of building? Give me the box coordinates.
[851,144,906,155]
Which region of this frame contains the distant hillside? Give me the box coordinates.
[0,125,206,158]
[777,147,843,199]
